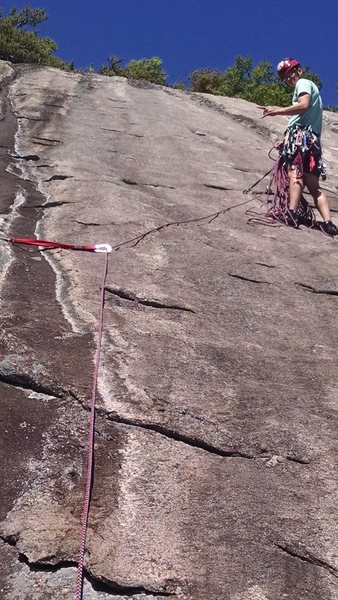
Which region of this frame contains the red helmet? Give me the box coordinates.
[277,58,300,80]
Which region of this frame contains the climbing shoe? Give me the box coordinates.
[280,210,299,228]
[321,220,338,236]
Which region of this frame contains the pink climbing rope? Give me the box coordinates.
[75,251,109,600]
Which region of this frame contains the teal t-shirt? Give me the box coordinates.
[287,78,323,136]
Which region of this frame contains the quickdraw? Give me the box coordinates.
[9,237,112,253]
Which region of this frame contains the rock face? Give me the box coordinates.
[0,60,338,600]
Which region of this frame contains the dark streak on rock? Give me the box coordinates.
[105,286,195,313]
[275,543,338,578]
[228,272,270,285]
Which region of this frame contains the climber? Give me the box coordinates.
[258,57,338,236]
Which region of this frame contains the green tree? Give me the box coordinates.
[189,56,323,107]
[99,56,167,85]
[98,55,124,76]
[0,6,72,70]
[189,69,224,93]
[123,57,167,84]
[6,6,47,28]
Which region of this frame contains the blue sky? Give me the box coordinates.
[1,0,338,106]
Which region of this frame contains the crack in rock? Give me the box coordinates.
[285,455,310,465]
[73,220,104,227]
[44,175,73,182]
[122,177,138,186]
[265,455,310,468]
[17,116,48,122]
[13,154,40,161]
[101,128,143,139]
[106,412,258,460]
[228,272,270,285]
[296,282,338,297]
[233,166,252,173]
[254,262,277,269]
[275,543,338,578]
[44,104,65,109]
[203,184,233,191]
[148,183,175,189]
[70,395,264,461]
[90,574,176,598]
[105,286,195,313]
[0,371,64,398]
[1,539,177,597]
[22,200,75,209]
[121,178,174,189]
[30,136,61,144]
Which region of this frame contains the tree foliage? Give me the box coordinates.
[5,6,47,28]
[189,56,324,106]
[0,6,72,70]
[99,56,167,85]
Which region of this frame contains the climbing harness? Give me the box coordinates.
[245,127,330,232]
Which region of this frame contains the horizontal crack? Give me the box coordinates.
[285,456,310,465]
[30,136,61,143]
[17,116,47,122]
[203,184,232,191]
[296,283,338,297]
[0,372,64,398]
[91,574,176,597]
[148,183,175,189]
[1,539,175,597]
[254,262,277,269]
[106,412,256,459]
[275,543,338,578]
[22,200,76,209]
[73,220,104,227]
[44,175,73,182]
[13,154,40,161]
[233,166,252,173]
[122,178,138,186]
[105,286,195,313]
[101,129,143,138]
[228,272,270,284]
